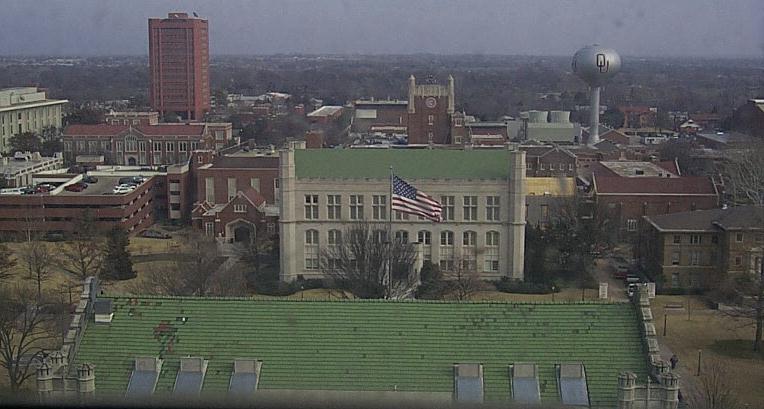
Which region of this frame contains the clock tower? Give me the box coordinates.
[407,75,455,144]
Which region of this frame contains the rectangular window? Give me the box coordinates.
[462,231,477,271]
[485,231,500,272]
[138,141,146,152]
[671,251,680,265]
[395,210,410,220]
[234,204,247,213]
[736,233,744,242]
[486,196,500,221]
[439,231,454,271]
[673,235,681,244]
[204,222,214,236]
[417,230,432,261]
[428,115,434,125]
[626,219,638,232]
[116,141,123,152]
[671,273,680,288]
[304,195,319,219]
[153,142,162,152]
[690,251,701,266]
[227,177,237,202]
[304,230,319,270]
[179,142,188,152]
[441,196,455,221]
[690,234,701,245]
[250,178,260,192]
[395,230,409,244]
[327,194,341,220]
[372,195,387,220]
[166,142,174,152]
[735,256,742,266]
[463,196,477,221]
[205,177,214,204]
[350,195,364,220]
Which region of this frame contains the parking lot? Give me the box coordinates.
[57,176,140,196]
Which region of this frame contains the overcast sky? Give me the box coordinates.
[1,0,762,57]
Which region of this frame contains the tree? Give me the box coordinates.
[236,224,279,290]
[415,261,449,300]
[61,210,103,280]
[524,224,549,284]
[18,240,55,300]
[173,232,220,296]
[63,107,104,125]
[8,132,41,154]
[100,226,135,281]
[448,255,488,301]
[0,284,55,392]
[601,107,625,129]
[691,359,741,409]
[658,139,694,175]
[719,142,764,352]
[320,222,418,299]
[0,243,17,282]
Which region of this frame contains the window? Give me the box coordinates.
[250,178,260,192]
[372,195,387,220]
[350,195,364,219]
[234,204,247,213]
[485,231,499,272]
[418,230,432,261]
[205,222,214,236]
[179,142,187,152]
[690,234,701,245]
[671,251,680,265]
[673,235,681,244]
[267,223,276,235]
[395,230,409,244]
[138,141,146,152]
[626,219,638,231]
[373,229,387,244]
[690,251,701,266]
[304,195,319,219]
[395,210,410,220]
[205,177,214,204]
[462,231,477,270]
[734,256,742,266]
[486,196,500,221]
[671,273,680,288]
[304,230,319,270]
[227,177,237,202]
[736,233,744,242]
[191,141,199,150]
[559,163,564,170]
[166,142,174,152]
[463,196,477,221]
[327,194,341,219]
[153,142,162,152]
[428,115,434,125]
[439,231,454,271]
[63,141,72,152]
[441,196,454,221]
[328,229,342,245]
[125,135,137,151]
[427,131,433,142]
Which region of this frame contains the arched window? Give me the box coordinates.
[462,231,477,271]
[440,230,454,271]
[417,230,432,261]
[125,135,137,152]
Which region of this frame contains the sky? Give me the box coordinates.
[1,0,762,58]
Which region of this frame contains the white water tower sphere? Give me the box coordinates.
[572,45,621,87]
[571,45,621,146]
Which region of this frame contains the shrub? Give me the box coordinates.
[494,277,560,294]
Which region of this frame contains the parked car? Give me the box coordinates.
[112,185,135,194]
[64,182,88,192]
[627,283,638,298]
[83,176,98,184]
[140,230,171,239]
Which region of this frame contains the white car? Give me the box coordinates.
[113,185,136,194]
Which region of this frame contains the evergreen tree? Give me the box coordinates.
[100,226,135,281]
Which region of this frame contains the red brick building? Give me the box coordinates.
[407,75,455,144]
[149,12,210,121]
[351,100,408,134]
[619,106,657,128]
[63,123,232,166]
[520,145,577,177]
[105,112,159,126]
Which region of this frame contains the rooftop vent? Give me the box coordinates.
[510,363,540,404]
[557,363,590,407]
[453,363,484,402]
[93,299,113,324]
[229,358,262,397]
[173,357,208,396]
[126,357,163,398]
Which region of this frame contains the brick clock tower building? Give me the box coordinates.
[407,75,455,144]
[149,12,210,121]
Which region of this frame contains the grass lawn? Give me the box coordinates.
[652,295,763,406]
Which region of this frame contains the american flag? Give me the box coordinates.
[391,175,442,222]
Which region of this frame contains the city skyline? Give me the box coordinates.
[0,0,761,58]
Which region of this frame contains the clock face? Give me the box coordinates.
[425,97,437,109]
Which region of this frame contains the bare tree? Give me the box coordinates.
[719,142,764,352]
[691,359,741,409]
[447,254,488,301]
[0,284,56,392]
[18,240,56,300]
[61,240,103,281]
[0,243,17,282]
[320,222,418,299]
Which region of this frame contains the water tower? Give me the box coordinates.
[572,45,621,146]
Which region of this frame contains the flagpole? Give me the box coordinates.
[388,165,394,298]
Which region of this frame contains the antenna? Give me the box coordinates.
[572,45,622,146]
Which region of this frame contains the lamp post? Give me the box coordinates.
[551,285,556,302]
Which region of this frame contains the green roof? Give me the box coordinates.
[75,298,648,407]
[294,149,513,179]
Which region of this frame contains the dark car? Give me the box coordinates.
[140,229,171,239]
[64,182,88,192]
[118,177,134,185]
[83,176,98,183]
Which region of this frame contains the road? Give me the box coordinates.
[591,256,628,302]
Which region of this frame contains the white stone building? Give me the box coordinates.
[279,145,526,282]
[0,87,67,153]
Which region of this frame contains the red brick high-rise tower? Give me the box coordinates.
[149,12,210,121]
[407,74,455,145]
